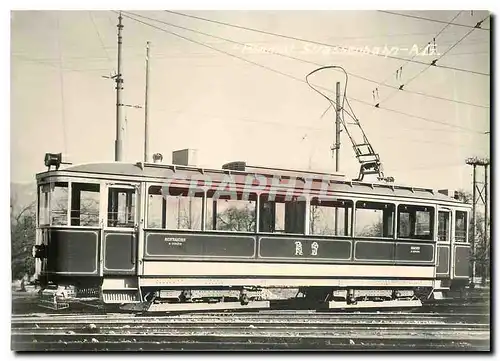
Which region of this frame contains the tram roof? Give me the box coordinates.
[36,161,466,205]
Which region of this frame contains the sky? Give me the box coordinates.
[10,10,491,192]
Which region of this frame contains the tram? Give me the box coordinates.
[32,151,471,311]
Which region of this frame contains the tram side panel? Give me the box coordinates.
[140,230,435,288]
[452,244,471,289]
[46,228,100,275]
[38,228,101,285]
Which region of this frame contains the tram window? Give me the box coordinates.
[438,211,451,243]
[355,201,395,238]
[397,204,434,240]
[258,197,276,232]
[259,194,306,234]
[206,192,257,232]
[166,187,203,231]
[310,198,353,236]
[108,188,136,228]
[147,186,165,229]
[71,183,100,226]
[38,184,50,225]
[274,202,285,232]
[455,211,468,243]
[398,212,410,238]
[50,182,69,226]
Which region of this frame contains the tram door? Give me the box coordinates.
[436,209,452,278]
[102,184,139,275]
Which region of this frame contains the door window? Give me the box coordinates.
[455,211,468,243]
[438,211,451,243]
[107,187,136,228]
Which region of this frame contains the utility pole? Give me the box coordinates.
[466,157,490,287]
[144,41,150,163]
[483,163,488,285]
[334,81,341,235]
[471,163,477,286]
[115,12,124,162]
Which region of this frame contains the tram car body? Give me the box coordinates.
[33,155,471,310]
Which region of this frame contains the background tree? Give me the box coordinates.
[11,197,36,281]
[10,188,101,282]
[217,207,256,232]
[455,189,490,284]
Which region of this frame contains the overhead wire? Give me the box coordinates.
[156,10,490,109]
[120,11,486,135]
[164,10,490,76]
[121,11,484,169]
[376,14,490,107]
[117,12,363,118]
[307,128,480,148]
[118,12,364,164]
[348,95,484,133]
[377,10,490,31]
[89,11,114,69]
[124,11,489,111]
[374,11,462,104]
[445,50,489,57]
[13,54,110,76]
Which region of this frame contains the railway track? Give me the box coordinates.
[11,288,490,351]
[11,309,490,351]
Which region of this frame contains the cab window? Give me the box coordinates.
[71,183,100,226]
[38,182,68,226]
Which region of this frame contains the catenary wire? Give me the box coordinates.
[124,11,489,110]
[377,14,490,106]
[89,11,114,68]
[163,10,490,76]
[119,11,486,135]
[376,11,462,94]
[377,10,490,31]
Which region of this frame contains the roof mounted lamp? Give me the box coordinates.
[44,153,71,171]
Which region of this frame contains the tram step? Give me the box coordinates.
[102,290,141,303]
